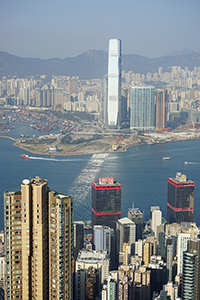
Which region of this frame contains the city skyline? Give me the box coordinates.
[1,0,200,59]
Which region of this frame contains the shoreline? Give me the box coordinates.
[1,135,200,157]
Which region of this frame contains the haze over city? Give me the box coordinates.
[1,0,200,59]
[2,0,200,299]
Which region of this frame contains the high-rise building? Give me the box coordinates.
[4,177,73,300]
[101,76,108,125]
[49,191,73,300]
[152,208,162,240]
[93,225,111,255]
[92,177,121,230]
[107,39,121,127]
[0,257,5,289]
[116,217,136,253]
[4,177,50,299]
[143,242,152,267]
[130,86,155,130]
[167,172,195,223]
[182,239,200,300]
[120,87,128,124]
[127,205,143,241]
[177,232,191,275]
[75,250,109,300]
[74,221,84,259]
[166,239,173,282]
[155,90,167,129]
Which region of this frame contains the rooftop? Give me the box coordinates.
[118,217,135,225]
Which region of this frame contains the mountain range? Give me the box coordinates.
[0,50,200,79]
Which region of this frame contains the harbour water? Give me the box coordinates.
[0,120,200,230]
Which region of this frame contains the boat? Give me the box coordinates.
[184,161,188,165]
[20,154,29,159]
[162,157,170,160]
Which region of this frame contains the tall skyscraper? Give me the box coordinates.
[182,239,200,300]
[167,172,195,223]
[107,39,121,127]
[91,177,121,230]
[4,177,73,300]
[155,89,167,129]
[49,191,73,300]
[130,86,155,130]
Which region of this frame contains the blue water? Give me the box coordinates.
[0,120,200,230]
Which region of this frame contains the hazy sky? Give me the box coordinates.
[1,0,200,59]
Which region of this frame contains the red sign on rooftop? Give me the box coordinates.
[99,177,114,184]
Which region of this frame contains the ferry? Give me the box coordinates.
[20,154,29,159]
[162,157,170,160]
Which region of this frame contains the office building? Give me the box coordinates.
[182,239,200,300]
[166,240,173,282]
[177,232,191,275]
[120,87,128,124]
[155,90,167,129]
[128,204,143,241]
[93,225,111,255]
[152,208,162,240]
[158,228,166,260]
[167,172,195,223]
[130,86,155,130]
[92,177,121,230]
[74,221,84,259]
[116,217,136,253]
[107,39,121,127]
[101,76,108,125]
[4,177,73,300]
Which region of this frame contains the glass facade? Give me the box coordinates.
[167,178,194,223]
[130,86,155,130]
[107,39,121,127]
[92,181,121,230]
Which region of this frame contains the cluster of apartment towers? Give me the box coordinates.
[103,39,166,130]
[3,171,199,300]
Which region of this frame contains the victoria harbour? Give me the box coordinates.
[0,120,200,230]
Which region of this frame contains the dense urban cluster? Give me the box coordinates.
[1,173,199,300]
[1,46,200,132]
[1,39,200,300]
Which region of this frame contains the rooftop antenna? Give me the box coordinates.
[128,202,139,212]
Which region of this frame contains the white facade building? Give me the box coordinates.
[93,225,111,255]
[107,39,121,127]
[177,232,190,275]
[152,208,162,240]
[116,217,136,253]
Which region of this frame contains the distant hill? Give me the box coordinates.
[0,50,200,79]
[164,48,195,56]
